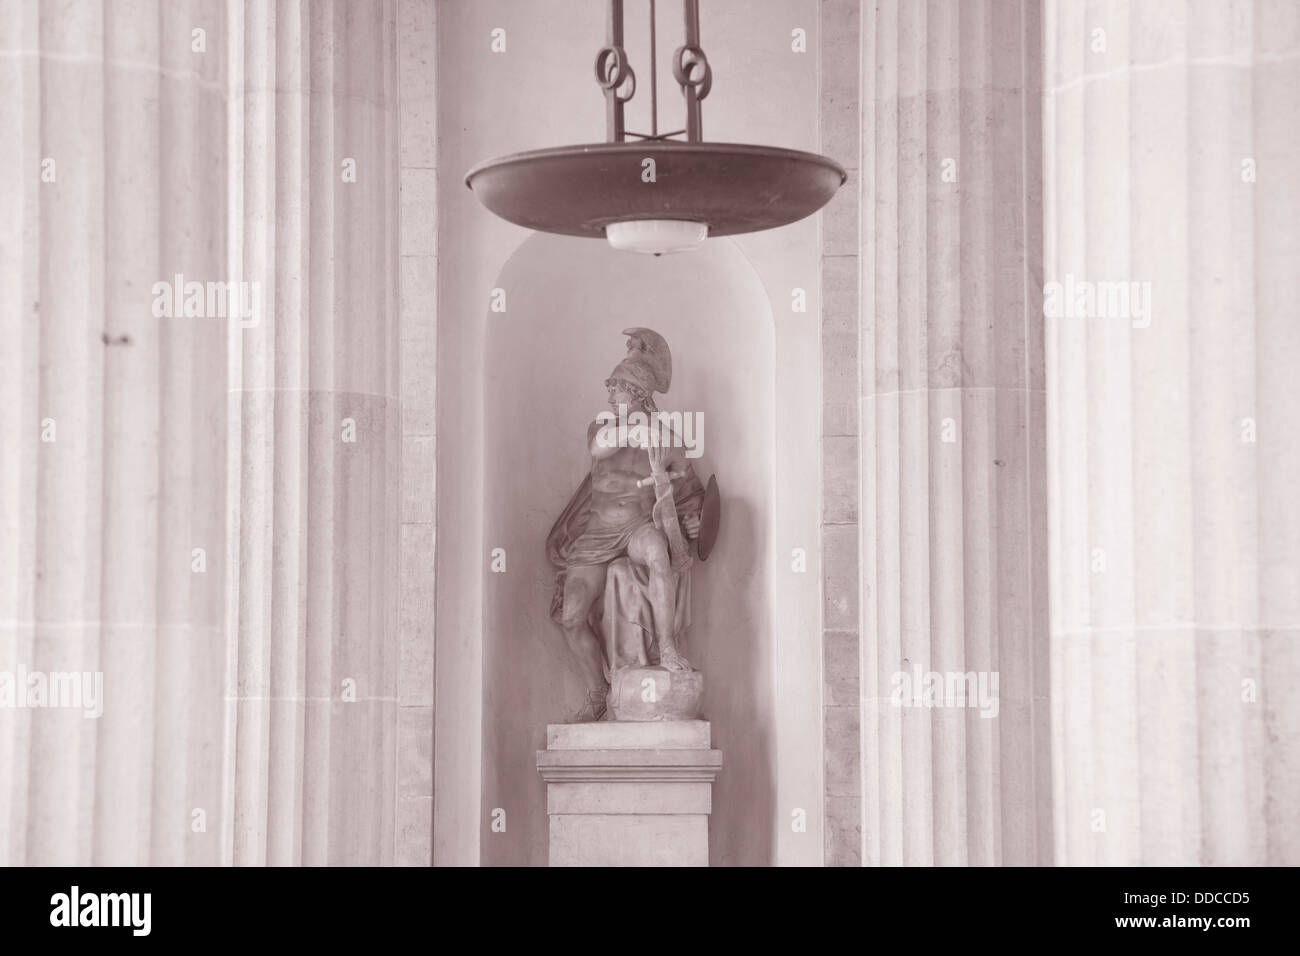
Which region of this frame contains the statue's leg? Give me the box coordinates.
[559,563,610,702]
[628,524,690,672]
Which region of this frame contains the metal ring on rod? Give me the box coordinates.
[672,45,711,100]
[595,45,637,102]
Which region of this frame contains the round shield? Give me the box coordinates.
[697,474,721,562]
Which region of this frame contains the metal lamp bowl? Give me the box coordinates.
[465,141,847,239]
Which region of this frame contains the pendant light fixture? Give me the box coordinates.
[465,0,846,255]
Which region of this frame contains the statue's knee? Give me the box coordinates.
[559,602,585,630]
[646,548,672,576]
[560,588,593,629]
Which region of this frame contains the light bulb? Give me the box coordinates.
[605,219,708,255]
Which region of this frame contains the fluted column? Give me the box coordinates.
[1044,0,1300,865]
[848,0,1051,866]
[0,0,231,867]
[0,0,405,866]
[224,0,400,866]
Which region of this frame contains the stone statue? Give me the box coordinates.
[546,328,718,721]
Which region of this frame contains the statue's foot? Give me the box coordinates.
[658,643,692,672]
[568,688,609,723]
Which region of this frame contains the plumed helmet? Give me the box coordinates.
[619,327,671,393]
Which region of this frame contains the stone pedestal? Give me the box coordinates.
[537,721,722,866]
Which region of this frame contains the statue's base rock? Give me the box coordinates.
[537,720,722,866]
[608,665,704,721]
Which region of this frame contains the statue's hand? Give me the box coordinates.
[646,443,669,476]
[682,514,701,540]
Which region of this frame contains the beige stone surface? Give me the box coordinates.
[842,0,1051,867]
[0,0,417,866]
[397,0,438,865]
[539,721,722,867]
[547,720,711,750]
[549,815,709,868]
[1043,0,1300,866]
[609,666,704,722]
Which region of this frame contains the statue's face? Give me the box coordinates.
[606,381,641,411]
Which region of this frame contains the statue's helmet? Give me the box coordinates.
[605,357,659,397]
[616,327,671,393]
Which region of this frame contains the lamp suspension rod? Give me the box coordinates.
[598,0,629,142]
[680,0,703,142]
[649,0,658,137]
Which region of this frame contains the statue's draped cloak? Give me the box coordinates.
[546,466,705,674]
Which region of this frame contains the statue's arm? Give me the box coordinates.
[671,456,706,532]
[678,468,705,510]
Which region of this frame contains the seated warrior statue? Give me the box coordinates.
[546,328,705,722]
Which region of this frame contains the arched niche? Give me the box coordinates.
[481,232,776,865]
